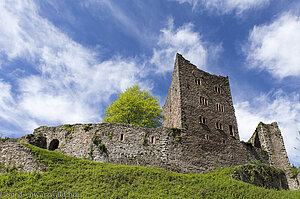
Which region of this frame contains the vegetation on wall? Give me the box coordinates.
[290,166,299,179]
[102,85,163,128]
[232,162,286,190]
[92,135,107,154]
[0,143,298,198]
[168,127,181,142]
[142,134,148,146]
[63,124,75,140]
[83,123,93,132]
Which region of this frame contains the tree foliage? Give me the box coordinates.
[103,85,163,128]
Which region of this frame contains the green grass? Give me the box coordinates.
[0,143,299,198]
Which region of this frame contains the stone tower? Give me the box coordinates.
[163,53,246,172]
[163,53,239,139]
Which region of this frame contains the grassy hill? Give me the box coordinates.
[0,143,299,198]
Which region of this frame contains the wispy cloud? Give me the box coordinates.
[150,18,210,74]
[245,12,300,78]
[235,90,300,166]
[84,0,148,44]
[176,0,271,15]
[0,1,146,136]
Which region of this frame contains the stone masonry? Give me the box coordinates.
[249,122,300,190]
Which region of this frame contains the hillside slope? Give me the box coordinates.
[0,143,299,198]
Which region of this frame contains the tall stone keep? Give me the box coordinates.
[163,53,239,138]
[163,53,246,172]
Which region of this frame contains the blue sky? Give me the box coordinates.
[0,0,299,166]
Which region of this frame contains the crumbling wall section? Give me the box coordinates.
[23,123,184,173]
[0,139,43,173]
[249,122,299,190]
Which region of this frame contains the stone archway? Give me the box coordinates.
[48,139,59,150]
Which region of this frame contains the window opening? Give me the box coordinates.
[204,134,210,140]
[229,125,234,136]
[199,116,207,124]
[120,133,125,141]
[49,139,59,150]
[150,136,156,144]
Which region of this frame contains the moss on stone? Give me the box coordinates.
[92,135,107,154]
[290,166,299,179]
[83,123,93,132]
[142,134,148,146]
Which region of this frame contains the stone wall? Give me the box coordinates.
[22,123,185,173]
[21,123,271,174]
[0,139,42,173]
[249,122,299,190]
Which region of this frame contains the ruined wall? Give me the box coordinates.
[240,141,269,164]
[22,123,185,173]
[0,139,43,173]
[249,122,290,170]
[20,122,271,174]
[249,122,299,190]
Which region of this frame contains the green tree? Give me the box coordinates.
[103,85,163,128]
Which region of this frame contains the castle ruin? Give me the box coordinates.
[0,53,299,190]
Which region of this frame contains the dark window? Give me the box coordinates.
[214,86,222,94]
[229,125,234,136]
[204,134,210,140]
[200,96,208,106]
[222,139,226,144]
[120,133,125,141]
[216,122,223,130]
[216,103,224,112]
[49,139,59,150]
[150,136,156,144]
[199,116,207,124]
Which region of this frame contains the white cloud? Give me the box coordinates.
[246,12,300,78]
[0,1,146,135]
[83,0,148,44]
[235,90,300,166]
[176,0,271,15]
[151,19,208,73]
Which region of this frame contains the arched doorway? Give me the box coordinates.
[49,139,59,150]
